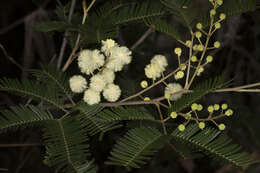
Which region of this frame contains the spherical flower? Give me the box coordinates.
[174,47,182,56]
[180,64,187,71]
[214,41,221,48]
[191,103,198,111]
[206,55,213,63]
[151,55,168,71]
[83,89,101,105]
[199,122,206,129]
[103,83,121,102]
[140,80,148,88]
[191,56,198,62]
[144,63,161,80]
[101,68,115,84]
[195,31,202,38]
[196,23,203,30]
[144,97,150,101]
[89,74,106,92]
[197,104,203,111]
[218,123,226,131]
[221,103,228,110]
[214,104,220,111]
[197,66,204,76]
[210,9,216,16]
[178,124,185,131]
[101,39,117,55]
[197,44,204,51]
[219,13,226,20]
[170,112,178,119]
[186,40,192,47]
[225,109,233,116]
[216,0,223,6]
[78,49,105,75]
[193,44,198,51]
[164,83,183,101]
[174,71,184,80]
[69,75,87,93]
[106,46,132,71]
[215,22,221,29]
[207,105,214,113]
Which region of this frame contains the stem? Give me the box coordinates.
[184,32,194,89]
[214,82,260,92]
[156,104,167,135]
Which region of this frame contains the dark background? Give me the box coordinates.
[0,0,260,173]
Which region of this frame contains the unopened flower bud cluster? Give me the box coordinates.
[69,39,132,105]
[170,102,233,131]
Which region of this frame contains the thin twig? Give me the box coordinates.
[130,28,153,50]
[57,0,77,69]
[0,143,42,147]
[0,43,24,70]
[156,104,167,135]
[214,82,260,93]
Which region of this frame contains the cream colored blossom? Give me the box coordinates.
[144,63,161,80]
[150,55,168,72]
[83,89,100,105]
[101,39,117,55]
[89,74,106,92]
[69,75,87,93]
[103,83,121,102]
[101,68,115,84]
[164,83,183,101]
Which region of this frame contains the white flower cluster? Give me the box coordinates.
[144,55,168,80]
[69,39,132,105]
[164,83,183,101]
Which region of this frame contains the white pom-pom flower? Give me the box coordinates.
[144,63,161,80]
[83,89,100,105]
[89,74,106,92]
[101,68,115,84]
[69,75,87,93]
[103,83,121,102]
[101,39,117,55]
[106,46,132,72]
[78,49,105,75]
[151,55,168,72]
[164,83,183,101]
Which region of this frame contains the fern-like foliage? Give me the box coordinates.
[30,65,74,104]
[75,103,121,137]
[106,127,167,168]
[169,76,225,113]
[145,18,181,40]
[76,160,98,173]
[43,117,91,173]
[171,123,259,168]
[97,107,155,123]
[0,78,65,111]
[0,105,54,132]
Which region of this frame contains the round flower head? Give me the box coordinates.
[178,124,185,131]
[101,68,115,84]
[164,83,183,101]
[170,112,178,119]
[101,39,118,55]
[89,74,106,92]
[106,46,132,72]
[144,63,161,80]
[103,83,121,102]
[196,23,203,30]
[69,75,87,93]
[140,80,148,88]
[150,55,168,72]
[83,89,101,105]
[78,49,105,75]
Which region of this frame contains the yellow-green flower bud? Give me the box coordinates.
[195,31,202,38]
[170,112,178,119]
[175,71,184,80]
[218,123,226,131]
[144,97,150,101]
[221,103,228,110]
[199,122,206,129]
[140,80,148,88]
[174,47,182,56]
[191,56,198,62]
[178,124,185,131]
[165,92,171,99]
[219,13,226,20]
[210,9,216,16]
[191,103,198,111]
[206,55,213,63]
[198,66,204,73]
[225,109,233,116]
[193,44,198,51]
[185,40,192,47]
[197,44,204,51]
[180,64,187,71]
[215,22,221,29]
[207,105,214,113]
[196,23,203,30]
[214,104,220,111]
[216,0,223,6]
[197,104,203,111]
[214,41,221,48]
